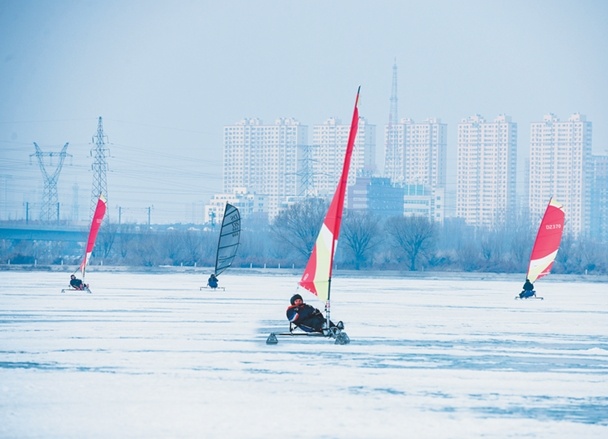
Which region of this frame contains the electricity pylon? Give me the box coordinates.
[31,142,71,222]
[90,116,110,221]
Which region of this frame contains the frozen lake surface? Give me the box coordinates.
[1,270,607,438]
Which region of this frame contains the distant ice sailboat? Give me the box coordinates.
[517,197,565,300]
[62,194,107,294]
[267,87,360,345]
[203,203,241,291]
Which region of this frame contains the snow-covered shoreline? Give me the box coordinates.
[2,263,607,283]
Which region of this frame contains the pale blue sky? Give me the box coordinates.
[1,0,607,223]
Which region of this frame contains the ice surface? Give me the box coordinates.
[1,270,607,438]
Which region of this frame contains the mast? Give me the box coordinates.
[327,87,360,301]
[299,87,361,325]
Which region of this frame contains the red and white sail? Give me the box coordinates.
[299,87,360,302]
[526,197,565,283]
[79,195,107,279]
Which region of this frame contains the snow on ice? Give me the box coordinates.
[0,270,607,438]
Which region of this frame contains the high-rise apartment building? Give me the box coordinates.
[456,114,517,229]
[384,118,447,188]
[590,155,608,243]
[223,118,307,218]
[383,117,447,222]
[222,116,374,220]
[529,113,592,237]
[311,117,376,198]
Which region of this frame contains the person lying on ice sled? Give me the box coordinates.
[519,278,535,298]
[286,294,343,333]
[69,274,88,290]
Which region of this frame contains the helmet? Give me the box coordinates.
[290,294,303,305]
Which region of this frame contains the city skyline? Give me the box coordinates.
[1,1,607,223]
[0,109,603,225]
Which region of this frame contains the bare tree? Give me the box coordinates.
[456,242,482,272]
[555,234,576,274]
[115,224,137,260]
[341,210,382,269]
[160,229,183,265]
[577,238,607,274]
[97,222,118,259]
[182,230,206,266]
[480,228,507,271]
[385,215,436,271]
[132,232,160,266]
[270,198,328,261]
[509,226,534,273]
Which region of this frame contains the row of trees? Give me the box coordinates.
[2,198,606,275]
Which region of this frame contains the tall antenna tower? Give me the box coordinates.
[31,142,71,222]
[90,116,110,220]
[385,60,400,182]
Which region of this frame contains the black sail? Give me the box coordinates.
[214,203,241,276]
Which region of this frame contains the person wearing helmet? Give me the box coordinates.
[69,274,87,290]
[207,273,218,289]
[286,294,342,333]
[519,278,535,299]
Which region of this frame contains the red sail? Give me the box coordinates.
[526,198,565,283]
[299,87,360,301]
[79,195,107,279]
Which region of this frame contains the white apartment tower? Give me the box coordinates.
[529,113,592,237]
[311,117,376,198]
[223,118,307,218]
[384,118,447,188]
[456,114,517,229]
[384,117,448,222]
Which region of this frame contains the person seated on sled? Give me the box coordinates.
[207,273,218,289]
[286,294,342,333]
[519,278,535,298]
[69,274,87,290]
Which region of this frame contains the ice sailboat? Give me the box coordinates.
[62,194,107,293]
[266,87,360,345]
[516,197,565,300]
[202,203,241,291]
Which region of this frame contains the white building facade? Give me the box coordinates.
[529,113,592,237]
[384,117,447,189]
[204,188,268,225]
[222,116,375,220]
[384,117,447,222]
[311,117,376,198]
[223,118,307,218]
[456,114,517,229]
